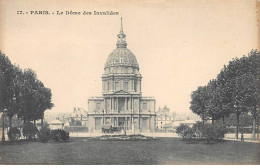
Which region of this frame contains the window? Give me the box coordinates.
[107,82,110,91]
[124,81,128,91]
[134,80,137,91]
[143,103,147,111]
[96,103,101,111]
[115,82,120,91]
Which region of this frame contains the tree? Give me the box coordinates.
[216,66,233,123]
[190,86,209,124]
[6,65,23,128]
[205,80,223,123]
[0,51,15,142]
[0,51,54,142]
[176,124,191,140]
[245,50,260,139]
[190,49,260,140]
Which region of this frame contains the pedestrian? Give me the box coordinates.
[241,132,244,142]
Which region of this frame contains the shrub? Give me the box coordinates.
[51,129,69,142]
[38,127,51,143]
[192,121,204,139]
[202,122,227,143]
[23,122,39,140]
[7,127,21,141]
[176,124,194,140]
[176,121,227,143]
[184,127,195,141]
[201,123,215,143]
[212,122,227,140]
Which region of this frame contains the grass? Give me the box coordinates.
[0,137,259,165]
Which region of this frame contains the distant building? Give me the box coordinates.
[44,107,88,127]
[87,18,156,133]
[156,106,174,131]
[172,119,197,128]
[48,119,64,130]
[69,107,88,126]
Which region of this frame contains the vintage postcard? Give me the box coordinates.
[0,0,259,165]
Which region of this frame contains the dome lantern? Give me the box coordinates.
[116,17,127,48]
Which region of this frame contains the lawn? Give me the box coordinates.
[0,137,259,165]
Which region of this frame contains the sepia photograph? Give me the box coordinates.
[0,0,259,165]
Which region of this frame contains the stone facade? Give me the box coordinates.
[156,106,174,131]
[88,18,156,133]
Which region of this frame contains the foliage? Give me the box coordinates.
[7,127,21,141]
[192,121,204,139]
[190,86,206,122]
[225,113,253,127]
[201,123,227,143]
[177,122,227,143]
[51,129,69,142]
[190,50,260,138]
[176,124,194,140]
[211,122,227,140]
[22,122,39,139]
[0,51,54,141]
[37,127,51,143]
[200,122,225,141]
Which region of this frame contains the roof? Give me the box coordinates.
[105,48,139,68]
[49,119,64,125]
[180,120,197,124]
[105,18,139,69]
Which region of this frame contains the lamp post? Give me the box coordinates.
[1,110,6,142]
[234,104,239,139]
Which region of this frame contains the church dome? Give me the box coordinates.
[104,18,139,70]
[105,48,139,68]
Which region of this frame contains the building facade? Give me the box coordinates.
[156,106,174,131]
[88,18,156,133]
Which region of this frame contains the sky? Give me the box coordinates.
[0,0,259,116]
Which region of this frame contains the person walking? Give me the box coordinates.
[241,132,244,142]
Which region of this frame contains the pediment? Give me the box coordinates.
[114,90,131,95]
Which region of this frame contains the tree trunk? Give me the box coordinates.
[236,109,240,139]
[257,111,259,139]
[1,112,5,142]
[212,118,214,124]
[33,120,36,126]
[9,116,12,128]
[222,115,225,124]
[41,117,43,129]
[252,106,256,140]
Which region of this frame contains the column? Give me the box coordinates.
[148,117,150,131]
[125,97,127,111]
[112,97,114,112]
[125,117,127,131]
[139,116,142,131]
[117,97,119,113]
[110,97,112,112]
[138,97,140,113]
[104,98,106,113]
[140,80,142,91]
[131,80,134,91]
[112,79,114,92]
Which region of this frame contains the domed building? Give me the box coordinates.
[87,18,156,133]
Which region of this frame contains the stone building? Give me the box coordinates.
[156,106,174,131]
[88,18,156,133]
